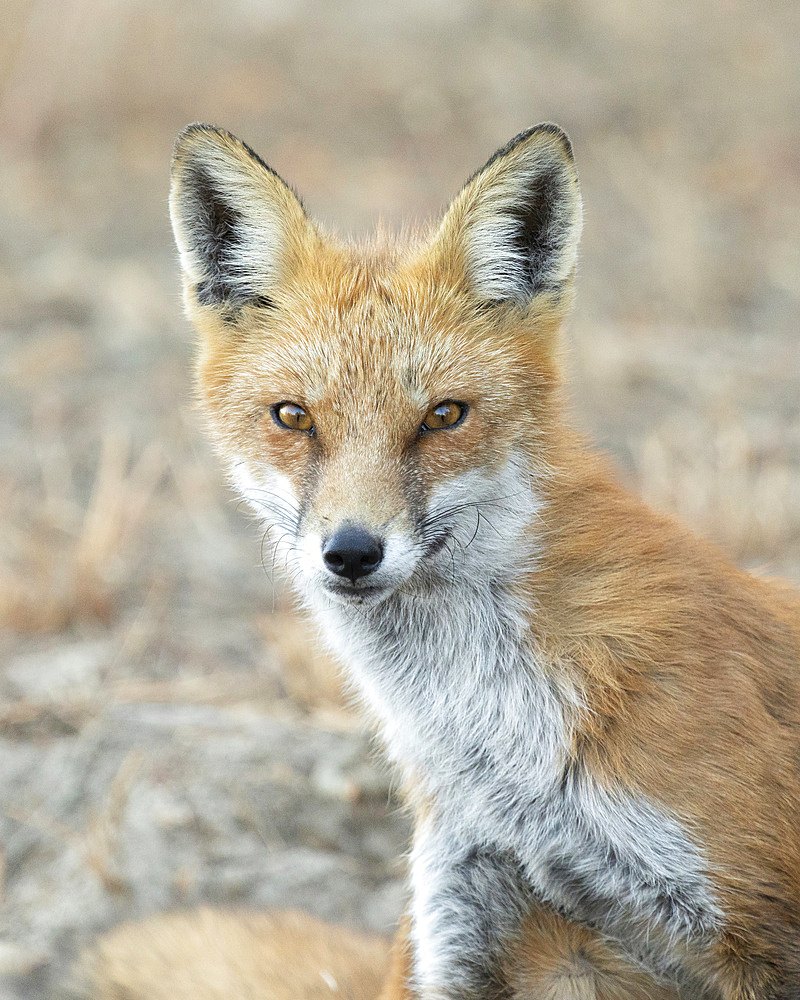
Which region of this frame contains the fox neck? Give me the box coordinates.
[315,555,576,792]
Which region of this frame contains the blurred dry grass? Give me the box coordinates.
[639,416,800,565]
[0,433,166,633]
[0,1,798,996]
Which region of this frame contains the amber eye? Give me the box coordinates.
[272,402,314,433]
[420,400,467,432]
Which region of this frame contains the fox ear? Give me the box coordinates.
[432,124,582,304]
[169,124,312,311]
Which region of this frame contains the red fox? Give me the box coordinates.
[144,123,800,999]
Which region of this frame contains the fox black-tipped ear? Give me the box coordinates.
[433,124,582,305]
[169,124,312,311]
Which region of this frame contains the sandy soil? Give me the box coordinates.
[0,1,798,997]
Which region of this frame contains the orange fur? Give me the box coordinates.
[529,443,800,992]
[79,909,390,1000]
[160,125,800,998]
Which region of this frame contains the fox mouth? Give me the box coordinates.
[322,581,392,605]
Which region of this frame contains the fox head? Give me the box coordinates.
[169,124,582,608]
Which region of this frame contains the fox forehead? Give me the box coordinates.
[207,267,555,421]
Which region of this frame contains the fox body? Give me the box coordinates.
[169,124,800,999]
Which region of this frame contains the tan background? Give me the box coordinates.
[0,2,798,997]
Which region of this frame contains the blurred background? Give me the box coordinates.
[0,1,798,996]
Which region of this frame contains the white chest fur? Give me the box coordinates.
[315,577,721,989]
[319,577,570,805]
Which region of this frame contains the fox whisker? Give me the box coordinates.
[420,490,526,531]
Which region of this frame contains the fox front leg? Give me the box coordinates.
[409,828,530,1000]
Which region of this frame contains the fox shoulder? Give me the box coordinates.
[75,908,390,1000]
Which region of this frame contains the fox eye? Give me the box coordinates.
[421,400,467,432]
[272,401,314,433]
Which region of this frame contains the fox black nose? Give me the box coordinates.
[322,526,383,583]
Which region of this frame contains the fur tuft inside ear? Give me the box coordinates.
[169,124,310,310]
[436,124,583,305]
